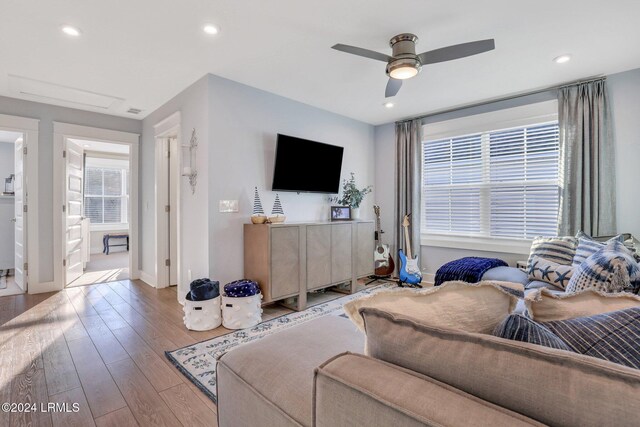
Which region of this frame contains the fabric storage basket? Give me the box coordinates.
[222,293,263,330]
[183,295,222,331]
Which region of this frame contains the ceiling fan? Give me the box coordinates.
[332,34,495,98]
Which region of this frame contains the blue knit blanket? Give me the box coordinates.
[435,257,508,286]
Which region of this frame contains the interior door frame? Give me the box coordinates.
[53,122,140,290]
[152,112,181,290]
[0,114,39,294]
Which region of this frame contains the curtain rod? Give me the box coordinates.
[395,75,606,124]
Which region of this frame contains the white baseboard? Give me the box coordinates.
[29,280,61,294]
[139,270,157,288]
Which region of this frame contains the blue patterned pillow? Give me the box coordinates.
[543,307,640,369]
[493,314,572,351]
[572,231,624,267]
[527,236,577,269]
[566,240,640,294]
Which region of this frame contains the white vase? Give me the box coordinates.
[351,207,360,220]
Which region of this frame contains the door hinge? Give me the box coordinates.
[23,262,28,271]
[23,146,27,155]
[167,149,171,158]
[63,150,67,158]
[165,259,171,267]
[23,205,27,213]
[63,259,66,267]
[165,205,170,213]
[62,204,66,213]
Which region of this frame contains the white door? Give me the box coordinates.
[168,137,178,286]
[65,139,84,285]
[14,137,25,290]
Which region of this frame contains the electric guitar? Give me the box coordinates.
[373,205,394,277]
[398,214,422,287]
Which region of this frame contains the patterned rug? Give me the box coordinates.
[165,284,392,403]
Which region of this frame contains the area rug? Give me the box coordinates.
[165,283,392,403]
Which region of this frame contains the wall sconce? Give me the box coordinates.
[182,128,198,194]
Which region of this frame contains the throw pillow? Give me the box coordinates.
[493,314,572,351]
[566,240,640,294]
[527,236,577,269]
[527,256,574,290]
[543,307,640,369]
[343,280,520,334]
[572,231,625,267]
[525,287,640,322]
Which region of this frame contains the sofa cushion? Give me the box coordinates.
[344,281,520,334]
[481,266,529,285]
[493,314,572,351]
[527,236,577,268]
[527,256,574,290]
[566,240,640,294]
[525,287,640,322]
[360,307,640,427]
[217,315,364,427]
[314,353,543,427]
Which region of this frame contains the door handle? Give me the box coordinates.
[10,218,16,222]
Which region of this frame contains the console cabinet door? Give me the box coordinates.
[270,227,300,299]
[331,224,352,283]
[356,222,375,277]
[306,225,331,290]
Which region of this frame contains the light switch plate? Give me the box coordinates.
[219,200,239,213]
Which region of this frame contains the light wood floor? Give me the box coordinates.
[0,280,293,426]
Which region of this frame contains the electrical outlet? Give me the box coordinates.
[219,200,239,213]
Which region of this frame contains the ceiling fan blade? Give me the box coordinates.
[332,44,392,62]
[385,78,402,98]
[418,39,495,65]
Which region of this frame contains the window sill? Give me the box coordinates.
[90,223,129,232]
[420,233,531,255]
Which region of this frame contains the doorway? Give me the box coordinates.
[65,139,131,287]
[53,122,139,290]
[0,130,27,296]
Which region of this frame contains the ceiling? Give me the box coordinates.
[69,139,129,155]
[1,0,639,125]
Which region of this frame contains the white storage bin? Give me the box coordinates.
[222,293,263,330]
[183,295,222,331]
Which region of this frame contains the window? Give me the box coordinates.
[422,121,559,240]
[84,163,129,225]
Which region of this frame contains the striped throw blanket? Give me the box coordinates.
[435,257,508,287]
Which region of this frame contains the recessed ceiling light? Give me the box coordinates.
[203,24,219,35]
[61,25,81,37]
[83,144,90,148]
[553,54,572,64]
[383,101,395,109]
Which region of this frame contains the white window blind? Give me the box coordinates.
[422,121,559,240]
[84,166,129,225]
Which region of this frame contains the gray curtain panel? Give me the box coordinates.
[394,119,422,269]
[558,78,616,237]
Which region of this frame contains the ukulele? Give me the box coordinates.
[373,205,395,277]
[398,214,422,287]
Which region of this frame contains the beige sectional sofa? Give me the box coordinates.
[217,312,640,427]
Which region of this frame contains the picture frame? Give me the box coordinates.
[330,206,351,221]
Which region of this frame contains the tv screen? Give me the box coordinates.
[272,134,344,193]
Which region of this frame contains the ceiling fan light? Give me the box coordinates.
[389,66,418,80]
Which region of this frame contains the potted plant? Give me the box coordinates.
[337,172,372,219]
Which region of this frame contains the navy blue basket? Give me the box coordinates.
[189,278,220,301]
[224,279,260,298]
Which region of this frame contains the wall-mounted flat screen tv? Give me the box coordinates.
[272,134,344,193]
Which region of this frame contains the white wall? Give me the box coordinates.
[140,76,210,292]
[608,68,640,239]
[373,67,640,277]
[207,74,375,285]
[0,142,14,178]
[0,96,141,283]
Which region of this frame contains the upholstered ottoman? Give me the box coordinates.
[216,315,364,427]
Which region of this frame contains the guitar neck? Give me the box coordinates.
[403,225,413,259]
[375,211,382,243]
